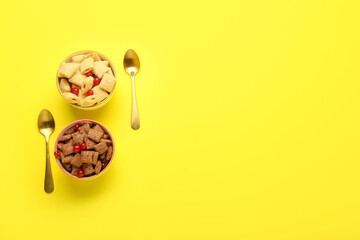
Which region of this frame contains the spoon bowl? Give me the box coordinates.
[38,109,55,193]
[38,110,55,139]
[124,49,140,76]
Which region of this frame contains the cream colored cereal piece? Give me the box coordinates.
[72,54,86,63]
[92,86,109,103]
[81,76,94,93]
[78,90,87,104]
[107,68,115,77]
[58,62,80,78]
[59,78,71,92]
[62,92,80,105]
[71,84,81,90]
[80,58,94,74]
[85,53,101,61]
[93,61,110,78]
[101,60,109,67]
[81,95,100,107]
[69,70,86,86]
[99,73,116,92]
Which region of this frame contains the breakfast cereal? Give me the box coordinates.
[55,121,113,177]
[58,62,80,78]
[82,95,99,107]
[80,57,94,74]
[59,79,71,92]
[57,52,116,108]
[81,76,94,93]
[98,72,116,92]
[93,61,109,78]
[85,53,101,61]
[69,70,86,86]
[72,54,85,63]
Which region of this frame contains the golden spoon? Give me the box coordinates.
[37,109,55,193]
[124,49,140,130]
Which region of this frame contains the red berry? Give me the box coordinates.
[73,145,81,153]
[77,170,85,178]
[93,77,101,86]
[80,143,87,150]
[87,90,94,96]
[101,162,107,169]
[71,88,79,95]
[85,71,93,77]
[74,124,80,131]
[54,151,61,158]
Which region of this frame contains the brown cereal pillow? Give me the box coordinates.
[61,155,73,164]
[62,142,74,156]
[94,142,108,155]
[72,132,85,145]
[94,161,102,174]
[79,123,91,134]
[82,164,95,176]
[64,127,75,135]
[70,153,82,168]
[58,134,72,142]
[84,137,96,149]
[92,152,99,165]
[88,128,104,142]
[100,138,112,146]
[80,151,93,164]
[106,146,113,161]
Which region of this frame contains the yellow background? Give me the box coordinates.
[1,0,360,239]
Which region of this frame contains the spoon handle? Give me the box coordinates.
[131,76,140,130]
[44,140,54,193]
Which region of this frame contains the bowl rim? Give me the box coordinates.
[54,119,115,180]
[56,50,117,110]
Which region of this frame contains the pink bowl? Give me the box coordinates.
[54,119,115,179]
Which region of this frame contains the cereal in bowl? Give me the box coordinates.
[54,122,113,178]
[57,52,116,108]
